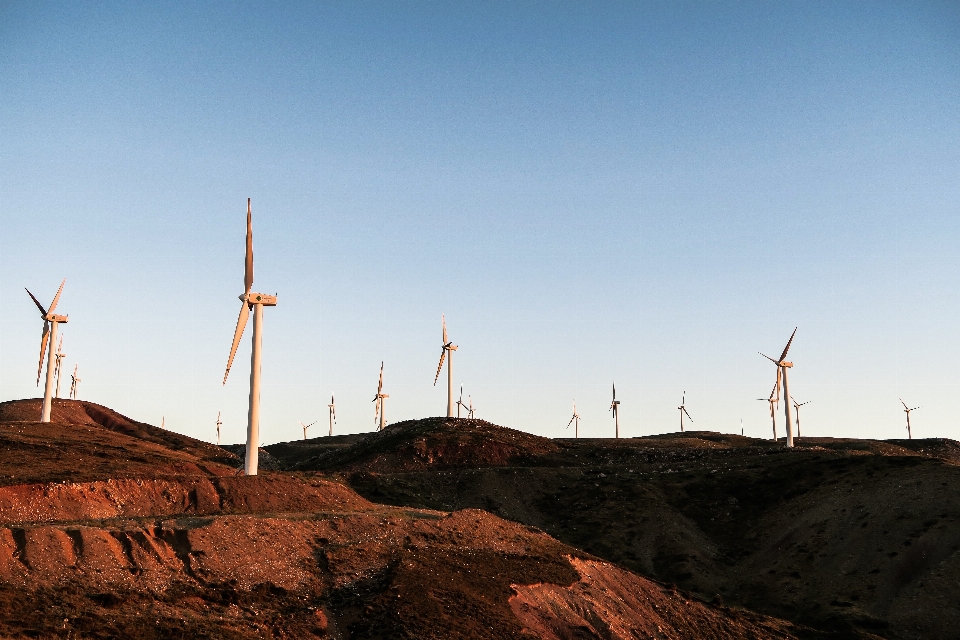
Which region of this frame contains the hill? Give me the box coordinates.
[269,418,960,640]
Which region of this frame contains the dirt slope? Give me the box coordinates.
[0,402,822,639]
[289,419,960,639]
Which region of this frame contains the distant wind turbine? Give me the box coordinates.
[25,279,68,422]
[791,397,810,439]
[678,392,692,432]
[69,364,80,400]
[328,395,336,436]
[456,386,468,418]
[757,375,780,440]
[433,315,458,417]
[216,412,222,445]
[300,420,316,440]
[53,335,66,399]
[222,199,278,476]
[760,328,797,447]
[610,383,620,439]
[373,362,389,431]
[900,399,919,440]
[467,395,475,419]
[567,401,581,438]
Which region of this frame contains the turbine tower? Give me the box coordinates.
[300,420,316,440]
[373,362,389,431]
[757,373,780,440]
[610,383,620,438]
[216,412,222,445]
[69,364,80,399]
[223,198,278,476]
[25,279,68,422]
[433,315,458,417]
[791,397,810,439]
[760,328,797,447]
[567,401,581,438]
[678,392,692,432]
[900,399,919,440]
[53,335,66,399]
[328,395,337,436]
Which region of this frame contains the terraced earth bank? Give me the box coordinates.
[0,399,827,639]
[272,417,960,640]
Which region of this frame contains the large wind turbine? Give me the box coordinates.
[373,362,389,431]
[791,397,810,439]
[25,280,68,422]
[610,383,620,438]
[223,198,278,476]
[757,374,780,440]
[678,392,692,432]
[567,401,580,438]
[69,364,80,400]
[328,395,337,436]
[760,328,797,447]
[900,399,919,440]
[433,315,458,417]
[53,335,66,399]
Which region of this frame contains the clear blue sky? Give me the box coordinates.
[2,2,958,445]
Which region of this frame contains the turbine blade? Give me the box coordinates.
[25,288,48,317]
[778,327,797,363]
[244,198,254,294]
[223,301,250,384]
[433,350,446,385]
[612,382,616,400]
[442,314,448,344]
[759,352,778,364]
[683,407,693,421]
[900,398,909,410]
[48,279,65,314]
[36,321,50,385]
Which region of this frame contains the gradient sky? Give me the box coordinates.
[2,2,959,446]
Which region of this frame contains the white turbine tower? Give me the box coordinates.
[373,362,389,431]
[678,392,692,432]
[25,280,68,422]
[900,399,919,440]
[328,395,337,436]
[791,397,810,439]
[760,328,797,448]
[53,335,66,399]
[69,364,80,400]
[216,412,222,445]
[610,383,620,438]
[300,420,316,440]
[567,401,581,438]
[433,315,458,417]
[757,373,780,440]
[223,198,278,476]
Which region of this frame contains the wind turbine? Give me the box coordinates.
[678,392,692,432]
[300,420,316,440]
[223,199,278,476]
[69,364,80,400]
[456,386,468,418]
[467,395,475,419]
[328,395,337,436]
[757,373,780,440]
[25,279,68,422]
[373,362,389,431]
[900,399,919,440]
[216,412,222,445]
[791,397,810,439]
[53,335,66,399]
[567,401,581,438]
[760,328,797,447]
[610,383,620,438]
[433,315,458,417]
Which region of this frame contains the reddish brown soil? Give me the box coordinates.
[289,422,960,639]
[0,400,824,639]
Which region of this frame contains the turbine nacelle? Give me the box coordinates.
[240,292,277,306]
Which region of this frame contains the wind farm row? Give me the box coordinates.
[22,199,926,476]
